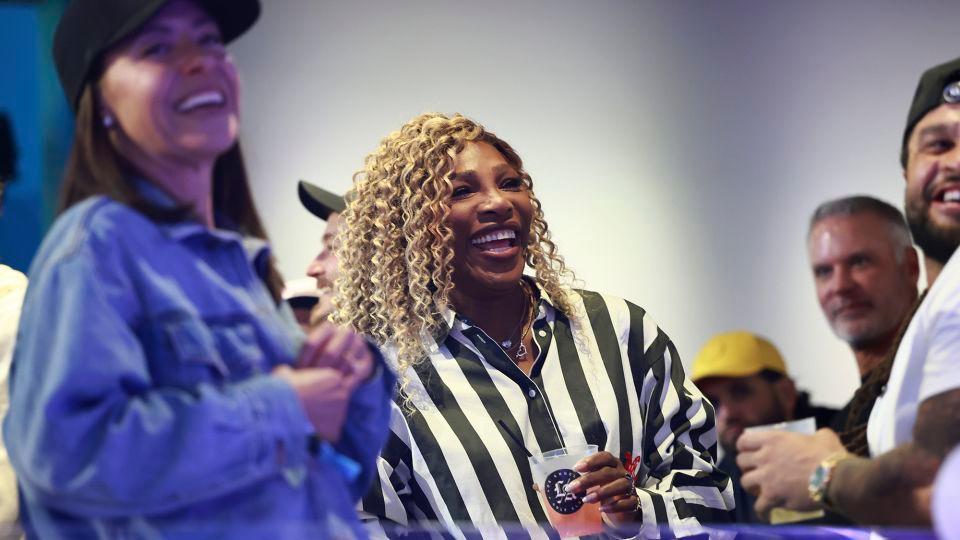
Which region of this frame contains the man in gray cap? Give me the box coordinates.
[736,56,960,526]
[297,180,346,326]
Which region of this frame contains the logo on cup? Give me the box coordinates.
[543,468,583,514]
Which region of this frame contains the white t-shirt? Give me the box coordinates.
[0,264,27,524]
[868,250,960,456]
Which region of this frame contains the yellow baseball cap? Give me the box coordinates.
[691,331,788,382]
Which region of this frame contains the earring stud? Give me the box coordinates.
[102,115,115,128]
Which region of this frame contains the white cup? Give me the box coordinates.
[744,417,824,524]
[528,444,604,538]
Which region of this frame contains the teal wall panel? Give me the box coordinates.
[0,1,70,272]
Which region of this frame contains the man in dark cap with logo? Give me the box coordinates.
[294,180,345,327]
[736,56,960,526]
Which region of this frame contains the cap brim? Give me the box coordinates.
[282,277,322,303]
[298,180,346,220]
[287,296,320,310]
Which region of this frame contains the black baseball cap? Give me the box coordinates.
[298,180,345,220]
[901,56,960,168]
[53,0,260,113]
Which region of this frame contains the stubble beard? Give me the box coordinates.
[906,199,960,266]
[834,319,886,351]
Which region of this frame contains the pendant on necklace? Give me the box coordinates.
[515,343,528,360]
[501,340,512,348]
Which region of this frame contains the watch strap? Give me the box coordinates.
[808,450,851,510]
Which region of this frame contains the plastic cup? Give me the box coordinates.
[528,444,603,538]
[743,416,816,436]
[744,417,824,523]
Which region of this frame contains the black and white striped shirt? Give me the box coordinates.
[361,281,734,538]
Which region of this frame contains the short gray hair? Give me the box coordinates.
[808,195,913,258]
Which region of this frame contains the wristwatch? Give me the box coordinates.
[808,451,851,509]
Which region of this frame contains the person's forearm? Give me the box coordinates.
[828,443,939,525]
[830,387,960,525]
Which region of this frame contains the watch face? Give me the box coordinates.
[811,466,827,489]
[543,469,584,514]
[809,463,830,502]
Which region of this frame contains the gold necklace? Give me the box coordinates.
[505,281,536,360]
[500,280,531,349]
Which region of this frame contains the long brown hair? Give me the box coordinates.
[59,85,284,302]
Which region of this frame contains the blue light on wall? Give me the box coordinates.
[0,1,71,272]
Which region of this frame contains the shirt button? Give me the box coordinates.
[528,388,537,398]
[538,330,547,337]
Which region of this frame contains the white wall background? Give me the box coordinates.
[231,0,957,406]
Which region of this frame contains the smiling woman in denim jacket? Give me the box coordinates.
[2,0,395,538]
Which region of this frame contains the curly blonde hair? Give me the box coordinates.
[333,113,575,400]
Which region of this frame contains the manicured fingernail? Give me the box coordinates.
[574,460,587,471]
[583,492,598,504]
[565,481,579,493]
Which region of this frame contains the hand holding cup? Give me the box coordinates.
[566,451,639,526]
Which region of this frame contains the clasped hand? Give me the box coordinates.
[273,323,375,442]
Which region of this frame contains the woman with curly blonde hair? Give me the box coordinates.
[338,113,733,537]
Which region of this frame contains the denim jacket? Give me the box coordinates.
[3,192,394,539]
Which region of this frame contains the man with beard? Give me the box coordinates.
[297,180,345,327]
[691,331,837,522]
[736,56,960,526]
[808,196,919,452]
[771,196,923,526]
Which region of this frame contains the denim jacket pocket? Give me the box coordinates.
[159,317,269,386]
[163,318,230,382]
[210,322,267,379]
